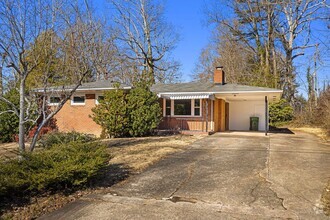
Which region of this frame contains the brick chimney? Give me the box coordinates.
[214,66,225,85]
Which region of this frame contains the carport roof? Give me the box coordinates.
[151,82,282,94]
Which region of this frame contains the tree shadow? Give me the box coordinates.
[269,126,295,134]
[88,163,131,189]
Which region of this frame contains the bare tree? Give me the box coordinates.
[193,44,216,82]
[274,0,328,105]
[0,0,101,152]
[204,0,280,88]
[110,0,180,85]
[204,0,329,105]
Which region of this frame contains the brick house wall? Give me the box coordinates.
[54,93,102,136]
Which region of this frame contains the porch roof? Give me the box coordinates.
[158,93,214,100]
[151,82,282,94]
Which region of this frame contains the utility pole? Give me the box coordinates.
[0,65,2,96]
[313,44,319,106]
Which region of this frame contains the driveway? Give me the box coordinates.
[40,131,330,219]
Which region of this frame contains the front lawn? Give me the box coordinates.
[0,134,203,219]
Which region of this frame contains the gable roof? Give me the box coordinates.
[151,82,282,94]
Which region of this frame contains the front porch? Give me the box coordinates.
[158,98,230,133]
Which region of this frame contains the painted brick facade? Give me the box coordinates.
[54,93,102,136]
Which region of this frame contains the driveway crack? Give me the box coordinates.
[166,162,196,199]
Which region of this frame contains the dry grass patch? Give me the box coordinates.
[105,135,204,172]
[290,127,329,142]
[322,181,330,216]
[0,142,19,159]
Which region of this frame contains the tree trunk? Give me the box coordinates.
[18,78,26,153]
[29,120,47,152]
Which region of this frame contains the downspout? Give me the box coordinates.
[205,100,208,132]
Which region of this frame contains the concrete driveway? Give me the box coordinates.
[41,131,330,219]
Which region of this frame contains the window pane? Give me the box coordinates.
[50,97,60,104]
[194,108,200,116]
[194,99,200,107]
[166,99,171,107]
[98,96,104,103]
[174,100,191,115]
[73,96,85,103]
[166,108,171,116]
[166,99,171,115]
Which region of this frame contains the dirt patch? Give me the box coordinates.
[1,134,203,219]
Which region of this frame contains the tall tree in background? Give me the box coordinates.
[274,0,328,105]
[110,0,180,85]
[0,0,102,152]
[199,0,328,106]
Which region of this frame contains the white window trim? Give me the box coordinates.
[193,99,201,116]
[48,96,61,106]
[71,95,86,106]
[95,94,104,105]
[163,99,202,117]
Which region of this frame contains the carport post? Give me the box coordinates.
[265,96,268,136]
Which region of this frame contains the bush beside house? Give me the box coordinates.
[91,84,162,138]
[127,86,162,137]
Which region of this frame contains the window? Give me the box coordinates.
[165,99,202,117]
[72,96,85,105]
[174,99,191,115]
[96,95,104,104]
[49,96,60,105]
[194,99,201,116]
[165,99,171,116]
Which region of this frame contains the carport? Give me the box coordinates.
[212,91,281,133]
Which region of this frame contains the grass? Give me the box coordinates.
[0,134,203,219]
[105,135,203,172]
[289,127,329,142]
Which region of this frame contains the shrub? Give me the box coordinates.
[0,142,109,198]
[38,131,97,148]
[269,99,294,126]
[91,88,129,138]
[0,89,19,143]
[91,83,162,138]
[127,85,162,137]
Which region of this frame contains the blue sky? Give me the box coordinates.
[164,0,211,82]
